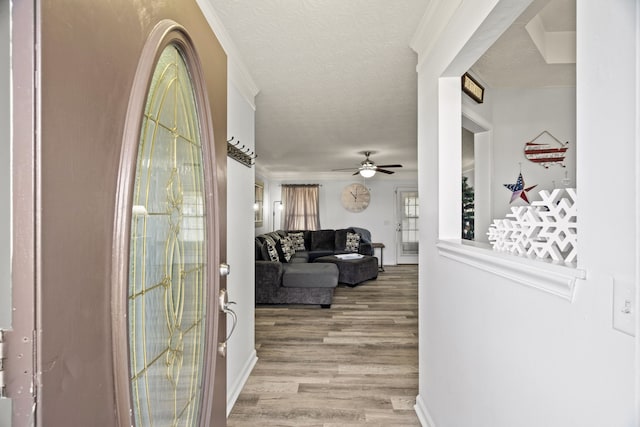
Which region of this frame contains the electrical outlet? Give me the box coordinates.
[613,278,636,336]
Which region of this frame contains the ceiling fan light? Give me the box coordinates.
[359,168,376,178]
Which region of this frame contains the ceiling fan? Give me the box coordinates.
[333,151,403,178]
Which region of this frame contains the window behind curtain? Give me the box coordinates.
[281,184,321,230]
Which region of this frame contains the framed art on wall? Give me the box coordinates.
[255,180,264,227]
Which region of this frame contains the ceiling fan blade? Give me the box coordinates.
[377,168,395,174]
[375,164,403,168]
[331,167,358,171]
[352,171,361,176]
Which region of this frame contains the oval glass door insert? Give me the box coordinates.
[128,42,208,426]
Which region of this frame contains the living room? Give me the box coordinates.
[217,0,640,425]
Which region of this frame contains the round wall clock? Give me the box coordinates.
[341,183,371,212]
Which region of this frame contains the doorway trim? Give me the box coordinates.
[461,105,493,244]
[2,1,37,424]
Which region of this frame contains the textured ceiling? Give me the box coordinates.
[210,0,427,179]
[210,0,575,179]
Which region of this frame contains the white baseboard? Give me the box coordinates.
[226,349,258,416]
[414,394,436,427]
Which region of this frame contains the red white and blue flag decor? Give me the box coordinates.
[504,172,537,204]
[524,130,569,168]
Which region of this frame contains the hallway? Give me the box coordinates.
[228,265,419,426]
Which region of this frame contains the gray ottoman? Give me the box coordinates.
[276,263,339,308]
[313,255,378,286]
[282,262,339,288]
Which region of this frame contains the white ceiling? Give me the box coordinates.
[471,0,575,88]
[209,0,575,180]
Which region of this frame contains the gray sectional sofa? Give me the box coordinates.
[255,228,374,307]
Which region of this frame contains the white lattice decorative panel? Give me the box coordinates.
[487,188,577,264]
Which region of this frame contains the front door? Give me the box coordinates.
[6,1,228,425]
[396,188,419,264]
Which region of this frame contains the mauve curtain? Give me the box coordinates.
[282,184,321,230]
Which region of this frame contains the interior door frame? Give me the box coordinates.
[3,1,38,424]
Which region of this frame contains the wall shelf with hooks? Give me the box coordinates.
[227,136,256,168]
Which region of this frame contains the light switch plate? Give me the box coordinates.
[613,278,636,336]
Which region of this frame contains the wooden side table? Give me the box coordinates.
[371,243,385,272]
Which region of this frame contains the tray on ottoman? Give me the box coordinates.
[313,254,378,286]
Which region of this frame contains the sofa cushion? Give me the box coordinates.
[275,236,295,262]
[346,232,361,253]
[350,226,371,243]
[287,230,312,250]
[314,255,378,286]
[288,232,306,251]
[261,236,279,262]
[282,263,339,288]
[310,229,336,251]
[265,231,283,242]
[334,228,350,252]
[307,250,335,262]
[289,250,309,262]
[255,238,264,260]
[283,235,296,259]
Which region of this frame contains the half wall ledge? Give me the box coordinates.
[436,239,586,301]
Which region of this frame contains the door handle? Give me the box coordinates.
[219,262,230,276]
[217,288,237,358]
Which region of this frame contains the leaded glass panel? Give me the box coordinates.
[128,43,207,427]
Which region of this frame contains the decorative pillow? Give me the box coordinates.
[345,232,360,253]
[274,240,287,263]
[288,232,306,251]
[282,236,295,260]
[261,236,279,262]
[275,236,294,263]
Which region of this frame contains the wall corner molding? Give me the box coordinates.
[228,59,259,111]
[410,0,462,70]
[414,394,437,427]
[196,0,260,109]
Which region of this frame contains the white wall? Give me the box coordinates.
[225,80,258,413]
[262,175,418,266]
[491,87,576,220]
[413,1,638,426]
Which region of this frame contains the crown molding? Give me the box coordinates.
[410,0,462,69]
[196,0,259,109]
[525,14,576,64]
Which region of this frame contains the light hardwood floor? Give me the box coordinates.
[227,265,420,427]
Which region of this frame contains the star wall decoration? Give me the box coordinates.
[504,172,537,204]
